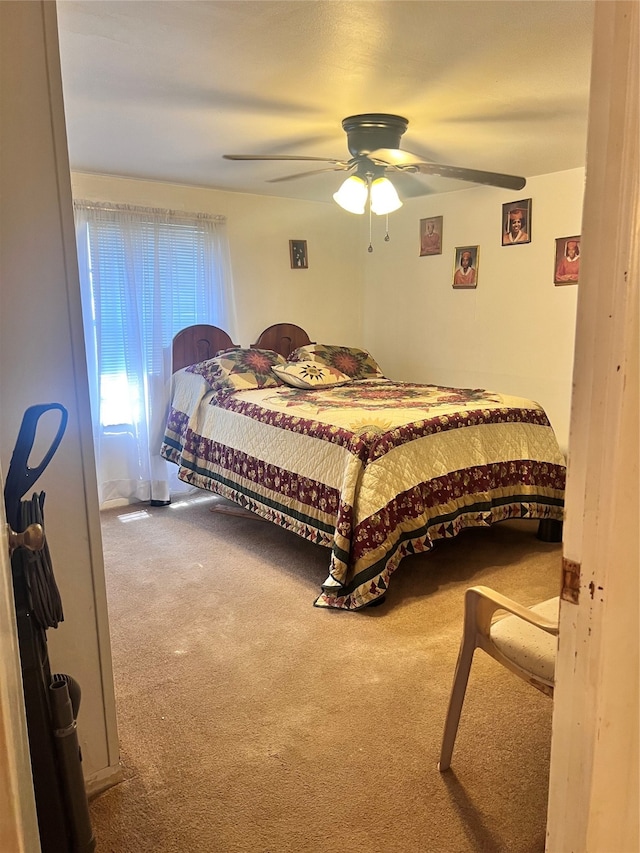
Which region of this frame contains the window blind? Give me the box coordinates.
[86,216,213,377]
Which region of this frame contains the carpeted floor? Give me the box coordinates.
[89,494,562,853]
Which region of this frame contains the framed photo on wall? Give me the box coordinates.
[419,215,443,256]
[289,239,308,269]
[554,235,581,285]
[502,199,532,245]
[452,246,479,289]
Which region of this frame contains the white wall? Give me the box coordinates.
[70,173,365,349]
[362,169,584,452]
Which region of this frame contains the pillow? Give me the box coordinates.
[271,360,351,389]
[187,348,286,393]
[289,344,384,381]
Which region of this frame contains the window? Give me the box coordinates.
[82,212,224,426]
[74,201,235,504]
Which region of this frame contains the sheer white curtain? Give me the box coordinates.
[74,201,237,507]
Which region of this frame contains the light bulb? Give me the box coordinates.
[370,177,402,215]
[333,176,368,214]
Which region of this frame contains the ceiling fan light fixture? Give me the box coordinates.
[370,177,403,215]
[332,175,368,214]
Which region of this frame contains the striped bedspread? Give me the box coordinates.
[161,372,566,610]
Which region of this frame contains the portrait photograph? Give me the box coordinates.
[419,215,443,256]
[554,235,581,285]
[452,245,479,289]
[502,199,532,246]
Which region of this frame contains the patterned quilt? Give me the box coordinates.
[161,372,566,610]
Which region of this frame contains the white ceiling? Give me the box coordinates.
[56,0,595,202]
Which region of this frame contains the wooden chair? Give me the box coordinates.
[438,585,559,771]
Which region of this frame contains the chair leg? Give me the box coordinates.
[438,632,476,772]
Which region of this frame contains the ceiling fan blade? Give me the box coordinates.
[223,154,343,163]
[267,164,353,183]
[411,163,527,191]
[369,148,526,191]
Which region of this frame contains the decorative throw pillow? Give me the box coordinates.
[271,360,351,389]
[289,344,384,381]
[187,348,286,393]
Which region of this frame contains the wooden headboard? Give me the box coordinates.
[171,322,313,371]
[172,324,238,372]
[252,323,312,359]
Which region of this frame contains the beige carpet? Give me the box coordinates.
[90,494,561,853]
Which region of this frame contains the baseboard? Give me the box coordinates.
[85,763,124,800]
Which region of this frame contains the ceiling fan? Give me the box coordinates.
[223,113,527,200]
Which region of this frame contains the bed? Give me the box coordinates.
[161,323,566,610]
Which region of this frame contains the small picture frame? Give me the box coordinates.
[554,235,581,285]
[453,246,479,289]
[419,215,443,256]
[289,239,308,269]
[502,199,532,246]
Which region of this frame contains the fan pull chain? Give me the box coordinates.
[368,195,373,253]
[384,214,390,242]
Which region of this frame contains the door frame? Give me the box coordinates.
[546,2,639,850]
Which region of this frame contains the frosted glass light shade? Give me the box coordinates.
[370,177,402,214]
[333,176,368,214]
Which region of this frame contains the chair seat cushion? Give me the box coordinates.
[490,597,559,685]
